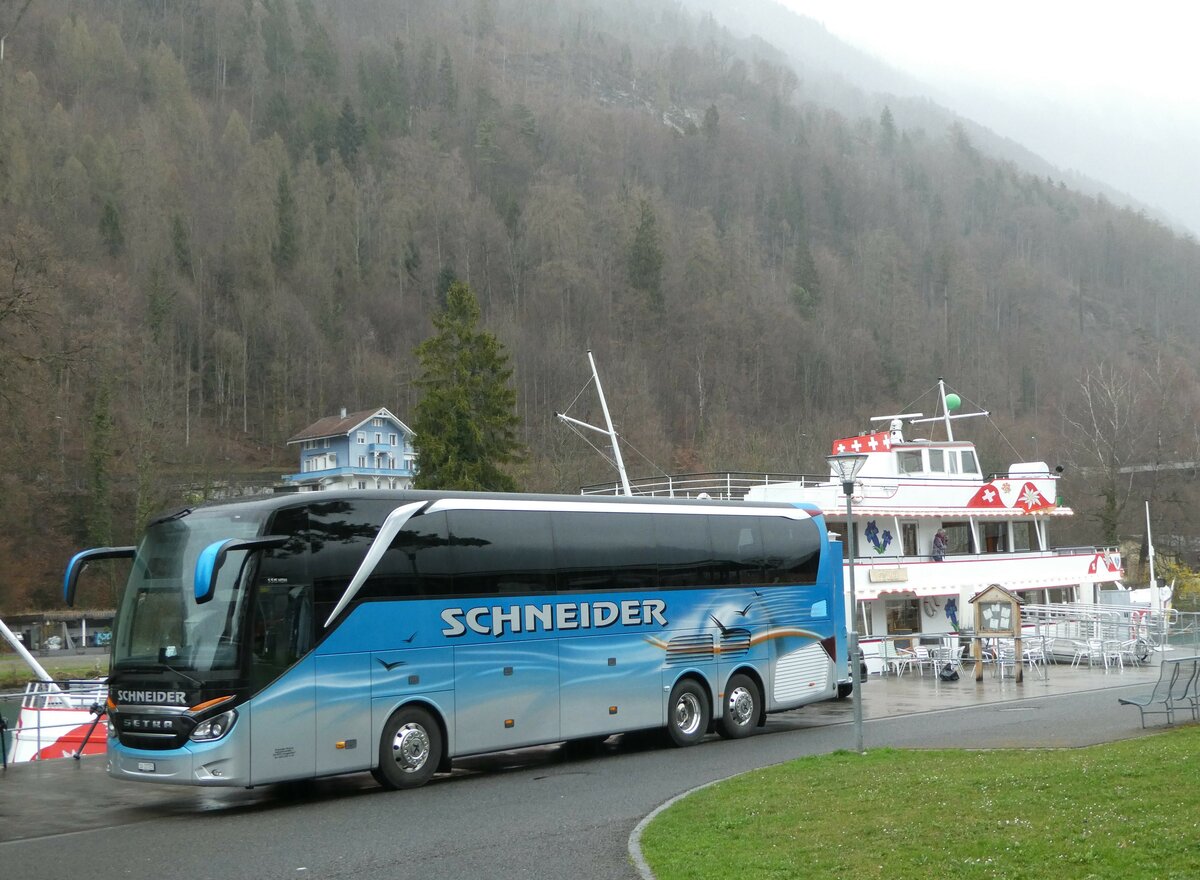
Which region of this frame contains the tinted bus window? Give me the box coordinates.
[308,499,391,605]
[760,515,820,584]
[371,510,453,598]
[554,511,657,592]
[708,515,766,585]
[654,513,714,587]
[447,509,555,595]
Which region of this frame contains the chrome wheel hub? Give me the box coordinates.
[674,692,702,736]
[727,686,753,726]
[391,723,431,773]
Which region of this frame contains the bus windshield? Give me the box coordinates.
[113,507,266,674]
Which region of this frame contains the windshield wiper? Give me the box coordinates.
[159,660,202,687]
[115,660,202,687]
[148,507,193,527]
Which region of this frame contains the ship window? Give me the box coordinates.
[961,450,979,475]
[982,522,1007,553]
[947,452,959,474]
[901,522,918,556]
[928,449,945,473]
[1012,521,1037,551]
[898,451,923,474]
[941,521,974,555]
[885,597,920,636]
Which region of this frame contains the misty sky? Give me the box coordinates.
[776,0,1200,236]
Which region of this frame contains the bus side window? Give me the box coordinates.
[760,517,820,584]
[709,516,766,586]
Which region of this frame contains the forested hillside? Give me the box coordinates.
[2,0,1198,608]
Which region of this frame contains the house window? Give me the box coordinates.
[389,433,397,445]
[373,418,383,427]
[322,438,330,448]
[389,479,396,489]
[388,455,396,469]
[375,432,382,444]
[358,455,366,468]
[357,432,366,444]
[357,481,366,490]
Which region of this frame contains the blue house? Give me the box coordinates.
[283,407,417,491]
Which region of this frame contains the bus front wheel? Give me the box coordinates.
[716,674,760,739]
[375,706,442,790]
[666,679,710,747]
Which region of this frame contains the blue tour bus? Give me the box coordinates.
[64,491,847,789]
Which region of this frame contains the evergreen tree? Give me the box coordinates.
[273,169,298,270]
[879,105,896,155]
[628,198,664,308]
[99,199,124,256]
[412,281,522,491]
[335,98,365,168]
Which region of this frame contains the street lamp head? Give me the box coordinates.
[827,452,868,496]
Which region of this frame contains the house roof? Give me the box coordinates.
[287,408,413,444]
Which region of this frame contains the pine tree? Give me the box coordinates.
[628,198,664,308]
[273,169,298,270]
[412,281,522,491]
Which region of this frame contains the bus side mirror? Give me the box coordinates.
[194,536,289,604]
[64,546,136,607]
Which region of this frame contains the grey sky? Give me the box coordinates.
[776,0,1200,236]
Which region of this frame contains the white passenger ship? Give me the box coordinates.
[579,380,1124,642]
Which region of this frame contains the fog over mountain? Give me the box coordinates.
[687,0,1200,237]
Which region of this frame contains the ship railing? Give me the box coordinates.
[0,680,108,767]
[1021,602,1177,655]
[580,472,821,500]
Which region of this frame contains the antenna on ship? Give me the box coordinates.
[907,378,988,441]
[556,350,633,496]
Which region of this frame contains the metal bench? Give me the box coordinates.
[1118,657,1200,728]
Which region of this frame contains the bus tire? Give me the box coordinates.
[666,678,710,747]
[716,674,760,739]
[375,706,442,790]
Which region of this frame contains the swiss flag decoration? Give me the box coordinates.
[1013,481,1053,513]
[830,431,891,456]
[967,484,1008,508]
[1088,552,1120,575]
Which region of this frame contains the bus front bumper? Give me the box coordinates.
[108,725,249,786]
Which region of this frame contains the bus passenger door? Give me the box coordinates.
[248,582,316,784]
[453,640,559,755]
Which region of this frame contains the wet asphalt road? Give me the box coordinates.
[0,676,1161,880]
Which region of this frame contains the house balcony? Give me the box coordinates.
[282,464,417,483]
[368,443,394,453]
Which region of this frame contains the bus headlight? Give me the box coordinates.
[190,709,238,742]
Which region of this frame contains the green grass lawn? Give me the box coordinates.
[640,726,1200,880]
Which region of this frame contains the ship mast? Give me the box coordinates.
[556,350,633,496]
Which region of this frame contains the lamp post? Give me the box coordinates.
[827,451,868,754]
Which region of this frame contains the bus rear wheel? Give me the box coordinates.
[666,679,710,747]
[375,706,442,790]
[716,674,760,739]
